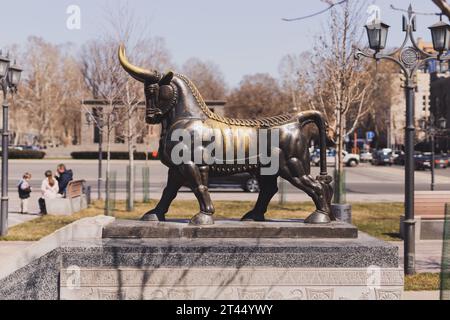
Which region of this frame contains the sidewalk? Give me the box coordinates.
[0,241,36,257]
[390,240,443,273]
[8,212,40,228]
[402,291,440,300]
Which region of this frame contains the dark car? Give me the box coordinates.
[182,172,260,193]
[394,152,405,165]
[208,173,260,193]
[433,154,449,169]
[371,150,393,166]
[415,153,449,170]
[394,151,424,166]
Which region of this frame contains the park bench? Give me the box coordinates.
[400,191,450,240]
[45,180,88,216]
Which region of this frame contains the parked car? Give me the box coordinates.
[415,153,449,170]
[393,151,406,165]
[371,149,394,166]
[10,145,41,151]
[392,150,404,162]
[311,149,360,167]
[360,151,373,163]
[432,154,449,169]
[207,173,260,193]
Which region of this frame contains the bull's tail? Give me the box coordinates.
[297,111,330,177]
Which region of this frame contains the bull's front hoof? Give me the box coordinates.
[141,212,166,222]
[241,211,266,222]
[304,210,331,224]
[190,212,214,226]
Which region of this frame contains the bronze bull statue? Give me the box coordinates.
[119,45,334,225]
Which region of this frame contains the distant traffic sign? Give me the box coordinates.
[366,131,375,142]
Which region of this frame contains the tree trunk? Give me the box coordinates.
[105,126,112,216]
[127,116,135,212]
[334,110,346,204]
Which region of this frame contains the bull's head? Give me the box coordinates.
[119,45,176,124]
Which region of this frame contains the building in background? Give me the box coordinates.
[430,74,450,152]
[388,39,450,151]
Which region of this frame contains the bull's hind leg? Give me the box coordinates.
[241,175,279,222]
[180,163,215,226]
[141,167,183,221]
[281,157,334,224]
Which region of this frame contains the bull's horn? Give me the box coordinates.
[118,45,160,83]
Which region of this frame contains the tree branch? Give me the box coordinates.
[433,0,450,19]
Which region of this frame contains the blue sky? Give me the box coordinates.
[0,0,444,86]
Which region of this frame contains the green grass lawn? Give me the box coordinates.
[2,200,444,292]
[0,200,404,242]
[405,273,441,291]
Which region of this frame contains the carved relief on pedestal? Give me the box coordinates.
[237,288,267,300]
[375,288,402,300]
[306,288,334,300]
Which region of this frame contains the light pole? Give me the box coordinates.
[86,112,104,200]
[419,116,449,191]
[0,51,23,237]
[355,5,450,275]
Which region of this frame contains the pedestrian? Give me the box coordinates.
[39,170,61,215]
[55,164,73,196]
[18,173,32,214]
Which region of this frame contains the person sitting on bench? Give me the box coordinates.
[39,170,62,215]
[56,164,73,196]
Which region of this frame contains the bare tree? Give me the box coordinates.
[80,3,172,212]
[104,3,172,211]
[80,36,128,215]
[305,0,371,203]
[14,37,84,147]
[226,73,290,118]
[433,0,450,18]
[365,61,397,149]
[278,52,313,112]
[182,58,227,100]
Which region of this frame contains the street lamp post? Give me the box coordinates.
[419,116,449,191]
[86,112,104,200]
[356,5,450,275]
[0,51,23,237]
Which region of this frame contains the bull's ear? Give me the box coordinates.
[159,71,174,86]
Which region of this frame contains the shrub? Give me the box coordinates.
[5,149,46,159]
[71,151,159,160]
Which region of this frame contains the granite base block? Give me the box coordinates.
[103,219,358,239]
[60,233,399,269]
[0,250,60,300]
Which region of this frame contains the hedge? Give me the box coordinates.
[6,149,46,159]
[71,151,159,160]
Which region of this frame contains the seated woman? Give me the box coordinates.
[38,170,62,215]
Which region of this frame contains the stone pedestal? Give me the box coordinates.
[0,217,404,300]
[58,221,403,300]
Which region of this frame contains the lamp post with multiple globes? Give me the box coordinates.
[0,50,23,237]
[355,5,450,275]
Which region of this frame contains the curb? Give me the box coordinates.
[0,215,115,281]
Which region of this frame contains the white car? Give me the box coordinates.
[311,149,360,167]
[360,152,373,163]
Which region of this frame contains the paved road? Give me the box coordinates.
[0,159,446,216]
[5,160,450,199]
[9,160,450,189]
